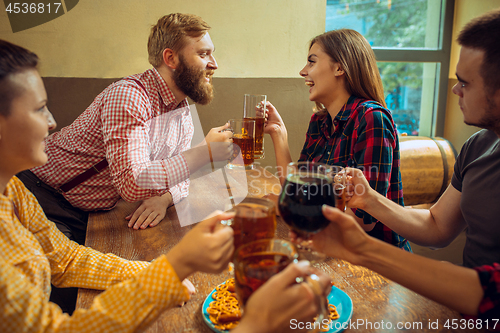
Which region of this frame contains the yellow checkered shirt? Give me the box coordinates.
[0,177,189,332]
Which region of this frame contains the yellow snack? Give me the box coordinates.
[319,304,340,332]
[207,278,241,331]
[207,278,340,332]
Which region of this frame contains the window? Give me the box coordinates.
[326,0,454,136]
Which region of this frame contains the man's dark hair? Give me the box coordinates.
[457,9,500,94]
[0,40,39,116]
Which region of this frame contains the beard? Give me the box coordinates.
[465,95,500,133]
[173,55,214,105]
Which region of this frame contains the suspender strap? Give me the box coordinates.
[59,159,108,193]
[59,78,146,194]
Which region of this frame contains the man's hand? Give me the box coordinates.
[185,123,232,175]
[204,123,233,162]
[166,210,234,281]
[126,192,173,229]
[310,205,373,266]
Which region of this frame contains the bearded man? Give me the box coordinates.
[17,13,232,244]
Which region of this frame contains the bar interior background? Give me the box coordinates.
[1,0,499,264]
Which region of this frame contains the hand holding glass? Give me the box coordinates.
[278,162,336,235]
[233,239,327,332]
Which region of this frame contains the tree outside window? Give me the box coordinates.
[326,0,451,136]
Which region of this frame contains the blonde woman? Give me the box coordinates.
[265,29,410,250]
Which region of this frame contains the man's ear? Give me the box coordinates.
[162,48,179,70]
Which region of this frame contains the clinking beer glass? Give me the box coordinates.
[227,118,255,169]
[243,94,266,160]
[233,239,328,333]
[223,197,277,255]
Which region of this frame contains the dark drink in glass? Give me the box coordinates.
[279,172,335,234]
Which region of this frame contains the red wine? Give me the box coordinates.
[278,173,336,234]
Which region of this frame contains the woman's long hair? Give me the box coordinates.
[310,29,386,111]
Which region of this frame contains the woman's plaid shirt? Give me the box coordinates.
[299,95,410,250]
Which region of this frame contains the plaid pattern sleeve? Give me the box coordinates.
[351,103,402,223]
[9,177,150,289]
[0,177,188,333]
[31,68,193,210]
[100,79,192,205]
[299,96,409,250]
[474,263,500,323]
[62,256,188,333]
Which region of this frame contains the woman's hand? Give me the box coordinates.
[344,167,376,211]
[166,211,234,281]
[263,101,287,138]
[177,278,196,306]
[234,261,331,333]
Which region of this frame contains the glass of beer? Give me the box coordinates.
[234,239,297,307]
[243,94,266,160]
[224,197,277,254]
[233,239,327,331]
[227,119,255,169]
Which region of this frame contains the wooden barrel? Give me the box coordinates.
[399,136,457,206]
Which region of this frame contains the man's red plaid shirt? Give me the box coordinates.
[474,263,500,325]
[32,68,192,211]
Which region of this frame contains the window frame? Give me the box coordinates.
[371,0,455,137]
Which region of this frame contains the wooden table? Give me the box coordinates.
[76,166,481,333]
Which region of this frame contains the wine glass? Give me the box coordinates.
[278,162,336,261]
